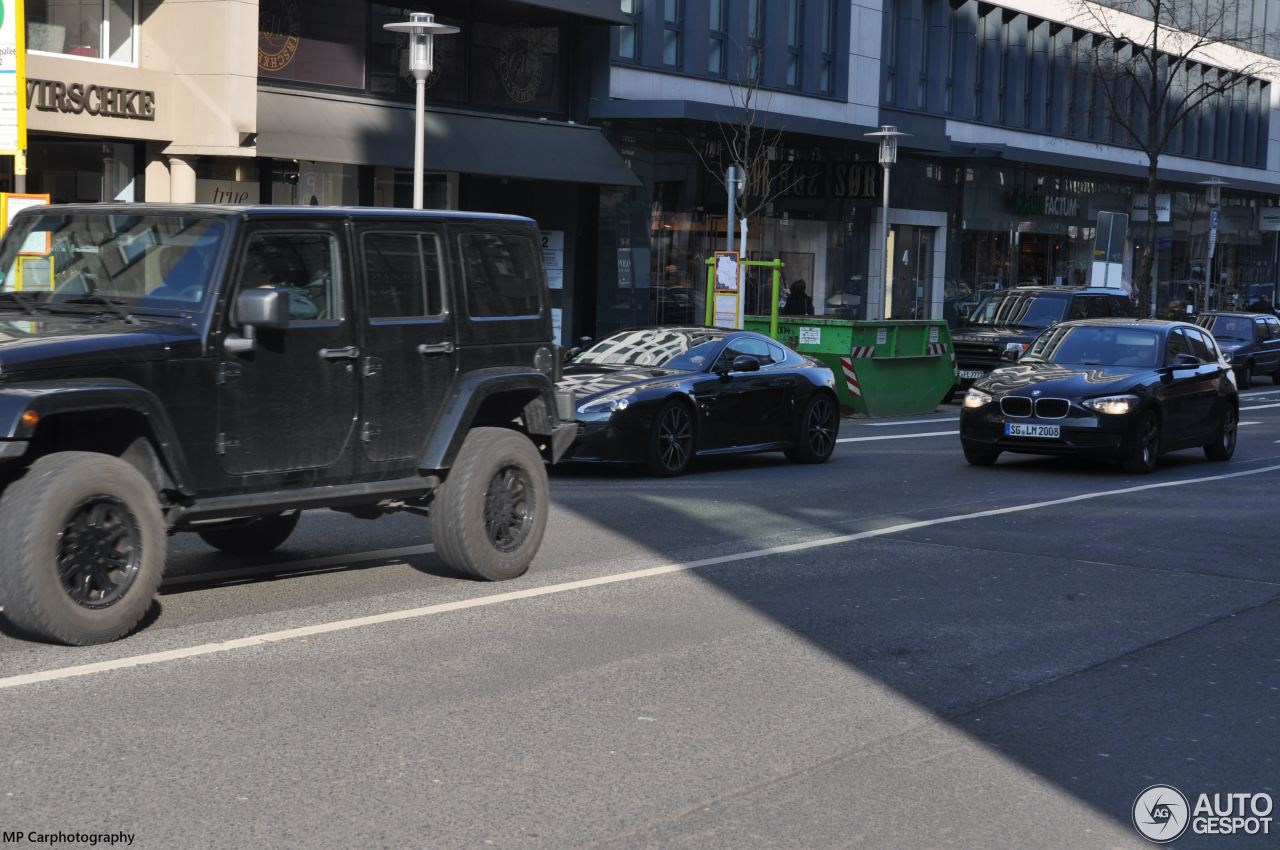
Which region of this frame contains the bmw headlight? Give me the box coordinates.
[577,388,635,414]
[1083,394,1138,415]
[963,388,993,409]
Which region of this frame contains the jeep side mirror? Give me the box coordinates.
[225,289,290,354]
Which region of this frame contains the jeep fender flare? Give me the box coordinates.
[419,369,558,473]
[0,379,194,493]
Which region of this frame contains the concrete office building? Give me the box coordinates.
[594,0,1280,334]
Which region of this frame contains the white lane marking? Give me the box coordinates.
[1241,402,1280,412]
[162,544,436,588]
[6,461,1280,691]
[865,417,961,427]
[1240,421,1262,426]
[838,430,958,443]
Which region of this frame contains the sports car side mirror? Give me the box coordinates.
[731,355,761,373]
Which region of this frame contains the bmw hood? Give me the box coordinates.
[558,365,689,403]
[976,361,1144,396]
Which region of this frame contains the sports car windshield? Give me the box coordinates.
[1024,326,1160,368]
[0,211,225,313]
[573,329,724,370]
[968,293,1068,329]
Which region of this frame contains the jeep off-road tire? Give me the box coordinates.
[0,452,166,645]
[197,512,300,555]
[430,427,548,582]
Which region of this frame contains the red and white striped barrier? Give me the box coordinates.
[839,356,863,398]
[849,346,876,359]
[926,342,948,356]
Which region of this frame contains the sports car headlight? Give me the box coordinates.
[963,388,993,409]
[1083,394,1138,415]
[577,388,635,414]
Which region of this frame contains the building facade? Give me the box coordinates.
[10,0,1280,340]
[594,0,1280,335]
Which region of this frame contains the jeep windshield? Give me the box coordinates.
[0,211,225,316]
[967,293,1068,329]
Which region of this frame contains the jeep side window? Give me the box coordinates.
[362,232,445,318]
[459,233,541,319]
[237,231,341,322]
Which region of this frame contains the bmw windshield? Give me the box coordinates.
[1022,325,1161,368]
[967,293,1068,329]
[0,211,225,316]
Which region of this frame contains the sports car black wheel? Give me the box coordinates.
[786,393,839,464]
[647,400,694,477]
[1122,411,1160,474]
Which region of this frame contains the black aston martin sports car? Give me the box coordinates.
[959,318,1239,473]
[558,327,840,476]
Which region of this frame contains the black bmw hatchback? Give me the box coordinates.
[959,319,1238,473]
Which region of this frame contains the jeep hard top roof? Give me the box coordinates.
[12,203,537,226]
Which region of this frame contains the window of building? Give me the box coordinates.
[883,0,898,102]
[362,232,445,319]
[819,0,835,93]
[27,0,136,63]
[459,233,542,319]
[749,0,765,82]
[663,0,682,67]
[709,0,727,76]
[787,0,803,88]
[618,0,640,60]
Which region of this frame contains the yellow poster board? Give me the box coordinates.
[0,192,51,254]
[712,251,742,329]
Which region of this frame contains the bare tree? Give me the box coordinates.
[1071,0,1274,312]
[690,52,804,251]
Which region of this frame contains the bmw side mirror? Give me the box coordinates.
[226,289,290,355]
[1001,348,1020,363]
[1169,352,1200,370]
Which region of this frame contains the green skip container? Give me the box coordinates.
[744,316,956,417]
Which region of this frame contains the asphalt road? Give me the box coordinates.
[3,386,1280,849]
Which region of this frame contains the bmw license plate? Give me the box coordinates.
[1005,423,1060,438]
[957,370,985,380]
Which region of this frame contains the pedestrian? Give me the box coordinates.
[781,279,814,316]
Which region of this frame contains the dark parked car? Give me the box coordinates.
[951,287,1136,387]
[960,319,1238,473]
[0,204,576,645]
[1196,311,1280,386]
[559,328,840,476]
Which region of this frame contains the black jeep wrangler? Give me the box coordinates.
[0,204,575,645]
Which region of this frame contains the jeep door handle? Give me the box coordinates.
[418,341,455,355]
[319,346,360,360]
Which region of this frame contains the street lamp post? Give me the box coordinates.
[383,12,460,210]
[1199,177,1226,313]
[865,125,909,319]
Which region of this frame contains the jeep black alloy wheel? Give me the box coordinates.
[483,465,535,553]
[648,400,694,477]
[58,496,142,608]
[787,393,839,464]
[430,427,549,581]
[0,452,166,645]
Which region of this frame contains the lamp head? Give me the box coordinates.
[383,11,461,81]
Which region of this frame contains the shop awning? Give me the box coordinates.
[985,143,1280,196]
[256,90,640,187]
[589,98,880,143]
[508,0,631,24]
